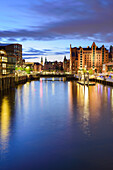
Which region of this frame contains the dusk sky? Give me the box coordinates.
[1,0,113,62]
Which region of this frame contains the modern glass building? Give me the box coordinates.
[0,50,16,75]
[0,43,22,65]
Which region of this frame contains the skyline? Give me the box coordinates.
[1,0,113,62]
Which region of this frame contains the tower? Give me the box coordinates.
[41,57,43,65]
[45,57,47,64]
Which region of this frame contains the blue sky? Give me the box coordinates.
[0,0,113,62]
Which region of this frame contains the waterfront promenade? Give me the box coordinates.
[0,72,113,91]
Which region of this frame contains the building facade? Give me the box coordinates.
[63,56,70,72]
[34,63,43,72]
[109,46,113,62]
[44,58,63,72]
[0,43,22,65]
[70,42,109,73]
[0,50,16,75]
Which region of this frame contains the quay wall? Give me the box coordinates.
[1,74,113,91]
[0,74,40,91]
[0,76,15,91]
[0,73,74,91]
[90,78,113,86]
[0,75,27,91]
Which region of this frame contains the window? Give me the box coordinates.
[2,63,6,68]
[2,57,7,62]
[2,69,6,74]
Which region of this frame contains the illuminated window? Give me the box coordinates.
[2,63,6,68]
[2,69,6,74]
[2,57,7,62]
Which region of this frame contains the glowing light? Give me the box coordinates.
[1,97,10,151]
[52,83,55,95]
[68,82,73,116]
[23,82,30,112]
[52,77,54,81]
[40,79,43,99]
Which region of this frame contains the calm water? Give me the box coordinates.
[0,79,113,170]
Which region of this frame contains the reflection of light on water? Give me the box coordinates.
[17,85,22,112]
[68,82,73,116]
[76,85,92,136]
[77,84,84,105]
[83,86,90,136]
[40,79,43,107]
[52,83,55,95]
[108,88,110,101]
[63,77,66,82]
[40,79,43,99]
[52,77,54,81]
[46,81,48,97]
[111,89,113,112]
[23,82,30,111]
[101,85,103,95]
[31,81,35,105]
[103,86,107,103]
[1,97,10,151]
[82,86,84,96]
[31,81,35,95]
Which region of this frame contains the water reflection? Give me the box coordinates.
[68,82,113,136]
[52,83,55,95]
[0,81,113,169]
[1,97,10,151]
[68,82,73,116]
[23,82,30,113]
[0,90,15,155]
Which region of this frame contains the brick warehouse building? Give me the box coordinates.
[0,43,22,65]
[70,42,109,73]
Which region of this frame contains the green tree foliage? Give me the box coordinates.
[89,69,93,75]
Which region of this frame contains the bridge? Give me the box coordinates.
[30,72,76,80]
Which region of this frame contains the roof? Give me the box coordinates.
[0,43,22,47]
[83,48,91,51]
[34,62,40,65]
[0,43,10,46]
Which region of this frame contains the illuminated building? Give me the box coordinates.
[24,62,43,72]
[70,42,109,73]
[0,43,22,65]
[44,58,63,72]
[63,56,70,72]
[0,50,16,75]
[34,62,43,72]
[109,46,113,62]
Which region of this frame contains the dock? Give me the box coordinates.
[77,81,95,86]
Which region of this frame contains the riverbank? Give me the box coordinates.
[0,73,76,91]
[1,73,113,91]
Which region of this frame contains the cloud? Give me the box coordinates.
[26,48,46,53]
[23,53,40,56]
[23,56,39,59]
[23,47,70,56]
[1,0,113,43]
[43,49,52,52]
[7,38,18,42]
[24,48,52,56]
[55,51,70,55]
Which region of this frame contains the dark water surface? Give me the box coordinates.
[0,79,113,170]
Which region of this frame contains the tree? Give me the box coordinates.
[89,69,93,75]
